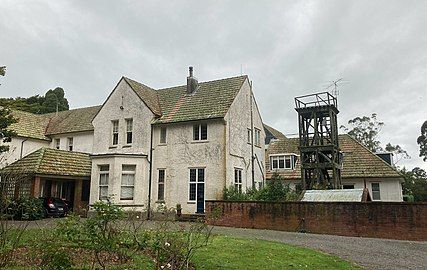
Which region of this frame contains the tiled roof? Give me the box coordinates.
[123,77,162,116]
[154,75,248,124]
[9,75,248,138]
[1,148,91,177]
[44,105,101,135]
[10,110,51,141]
[266,134,401,179]
[264,124,287,140]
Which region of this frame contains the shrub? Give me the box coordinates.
[7,197,44,220]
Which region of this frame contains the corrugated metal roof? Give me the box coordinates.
[301,189,369,202]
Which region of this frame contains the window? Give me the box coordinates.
[193,124,207,141]
[371,183,381,200]
[343,184,355,189]
[112,120,119,145]
[247,129,251,144]
[254,128,261,147]
[270,155,297,170]
[158,169,165,201]
[160,127,167,144]
[234,168,242,192]
[189,168,204,201]
[99,165,109,200]
[126,119,133,144]
[55,138,60,149]
[121,165,136,200]
[67,137,73,151]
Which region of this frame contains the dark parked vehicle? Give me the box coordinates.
[39,197,69,217]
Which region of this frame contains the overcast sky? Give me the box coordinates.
[1,1,426,169]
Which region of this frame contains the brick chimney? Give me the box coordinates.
[186,66,198,95]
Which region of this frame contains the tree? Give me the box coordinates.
[0,88,69,114]
[400,167,427,201]
[417,120,427,161]
[0,66,16,154]
[340,113,384,152]
[341,113,409,165]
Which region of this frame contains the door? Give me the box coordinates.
[196,182,205,213]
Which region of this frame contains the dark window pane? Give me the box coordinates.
[285,158,291,168]
[158,183,164,201]
[189,183,196,200]
[158,170,165,182]
[193,125,199,140]
[160,127,167,143]
[272,159,278,169]
[190,169,196,182]
[198,169,205,182]
[343,185,354,189]
[127,132,132,144]
[279,158,285,168]
[113,134,119,145]
[201,124,207,140]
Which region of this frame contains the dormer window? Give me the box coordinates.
[270,154,297,170]
[67,137,73,151]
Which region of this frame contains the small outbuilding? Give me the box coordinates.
[301,188,372,202]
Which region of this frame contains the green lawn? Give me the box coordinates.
[193,236,361,270]
[4,230,360,269]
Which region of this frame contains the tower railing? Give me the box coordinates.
[295,92,337,109]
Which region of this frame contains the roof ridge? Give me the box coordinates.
[156,74,248,91]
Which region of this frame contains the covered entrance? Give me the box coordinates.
[1,147,92,216]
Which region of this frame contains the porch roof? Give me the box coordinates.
[2,148,91,178]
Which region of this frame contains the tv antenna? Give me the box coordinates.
[324,78,349,97]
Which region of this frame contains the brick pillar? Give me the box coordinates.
[74,179,83,214]
[31,176,41,197]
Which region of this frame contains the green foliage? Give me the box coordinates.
[400,167,427,201]
[7,197,44,220]
[341,113,409,164]
[0,87,69,114]
[341,113,384,152]
[0,66,5,77]
[223,173,300,202]
[0,107,17,154]
[417,120,427,162]
[39,241,72,270]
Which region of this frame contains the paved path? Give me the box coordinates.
[11,219,427,270]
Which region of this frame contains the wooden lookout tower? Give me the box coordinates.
[295,92,342,190]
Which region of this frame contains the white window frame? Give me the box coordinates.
[234,168,243,193]
[193,124,208,141]
[371,182,381,201]
[112,120,119,146]
[55,138,60,149]
[247,128,252,144]
[254,128,261,147]
[67,137,73,151]
[270,154,298,170]
[160,127,167,144]
[120,165,136,200]
[188,168,205,202]
[99,165,109,200]
[125,118,133,145]
[157,169,165,201]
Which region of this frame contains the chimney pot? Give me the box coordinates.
[186,66,198,95]
[189,66,193,77]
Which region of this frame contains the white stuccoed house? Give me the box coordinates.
[0,67,265,215]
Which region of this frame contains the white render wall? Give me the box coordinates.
[92,78,154,155]
[151,120,226,214]
[49,131,94,153]
[89,156,149,210]
[0,137,50,168]
[342,177,403,201]
[225,79,265,191]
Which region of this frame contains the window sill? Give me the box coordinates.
[255,145,262,149]
[122,145,132,148]
[190,140,209,144]
[120,199,134,201]
[156,200,165,203]
[187,201,196,204]
[109,146,118,149]
[158,143,167,146]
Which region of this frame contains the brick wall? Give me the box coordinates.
[205,201,427,241]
